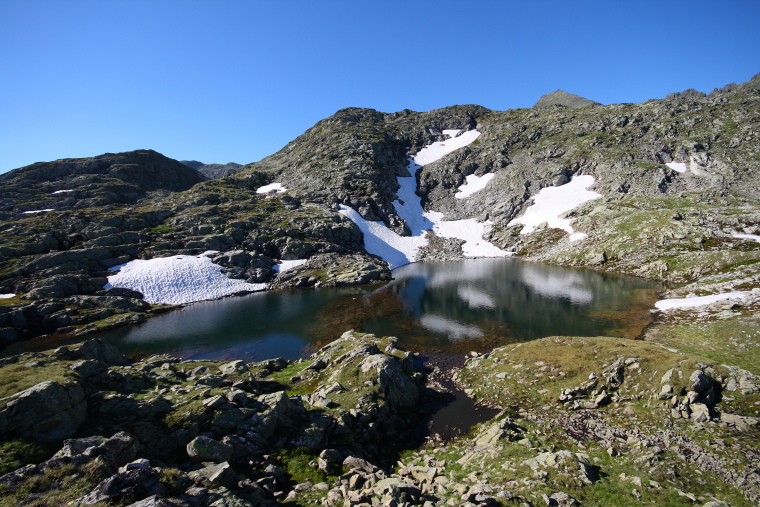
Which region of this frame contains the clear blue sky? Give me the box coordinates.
[1,1,758,174]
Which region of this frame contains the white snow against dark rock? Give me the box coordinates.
[105,252,266,305]
[509,175,601,235]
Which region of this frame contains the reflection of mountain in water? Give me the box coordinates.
[95,258,661,360]
[364,258,661,349]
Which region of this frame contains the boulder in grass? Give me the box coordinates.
[186,435,233,463]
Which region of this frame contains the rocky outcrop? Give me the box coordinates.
[0,380,86,442]
[180,160,242,179]
[533,89,601,108]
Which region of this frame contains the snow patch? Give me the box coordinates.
[341,128,510,269]
[339,205,427,270]
[23,209,54,214]
[508,175,600,235]
[733,233,760,243]
[52,189,75,194]
[412,129,481,166]
[429,213,510,258]
[0,293,16,299]
[274,259,308,274]
[568,232,588,242]
[455,173,495,199]
[666,162,688,173]
[105,253,266,305]
[256,183,286,194]
[655,292,750,311]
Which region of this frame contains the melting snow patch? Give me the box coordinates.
[274,259,308,274]
[429,213,510,258]
[412,129,481,166]
[509,175,601,235]
[341,128,510,269]
[23,209,54,214]
[339,205,427,270]
[104,252,266,305]
[455,173,495,199]
[655,292,750,311]
[666,162,688,173]
[256,183,286,194]
[733,233,760,243]
[0,294,16,299]
[568,232,588,242]
[52,189,75,194]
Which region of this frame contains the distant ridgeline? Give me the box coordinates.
[0,72,759,342]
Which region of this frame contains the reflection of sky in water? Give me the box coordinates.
[419,315,484,340]
[88,258,660,361]
[457,286,496,309]
[519,267,594,304]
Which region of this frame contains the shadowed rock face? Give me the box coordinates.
[533,89,601,108]
[1,149,205,193]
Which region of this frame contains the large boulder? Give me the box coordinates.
[0,380,86,442]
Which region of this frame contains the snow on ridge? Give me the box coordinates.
[455,173,495,199]
[256,183,286,194]
[666,162,688,173]
[508,175,601,235]
[105,253,267,305]
[655,291,750,311]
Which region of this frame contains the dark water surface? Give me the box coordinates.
[96,258,661,361]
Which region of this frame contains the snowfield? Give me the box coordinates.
[508,175,601,235]
[455,173,495,199]
[105,252,267,305]
[273,259,308,274]
[733,233,760,243]
[256,183,286,194]
[0,294,16,299]
[655,291,750,311]
[340,129,509,269]
[666,162,688,173]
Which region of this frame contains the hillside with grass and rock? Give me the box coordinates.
[0,73,759,505]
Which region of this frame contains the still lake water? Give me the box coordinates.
[98,258,662,361]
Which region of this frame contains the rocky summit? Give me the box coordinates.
[0,73,759,505]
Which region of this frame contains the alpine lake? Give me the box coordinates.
[7,257,664,440]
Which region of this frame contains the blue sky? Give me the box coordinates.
[1,1,758,174]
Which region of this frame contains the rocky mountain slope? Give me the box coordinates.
[0,73,758,505]
[1,72,758,344]
[181,161,243,179]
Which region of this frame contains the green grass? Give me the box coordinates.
[0,358,76,410]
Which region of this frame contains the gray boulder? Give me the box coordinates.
[186,436,233,463]
[0,380,86,442]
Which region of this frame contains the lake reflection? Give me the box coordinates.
[100,258,661,361]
